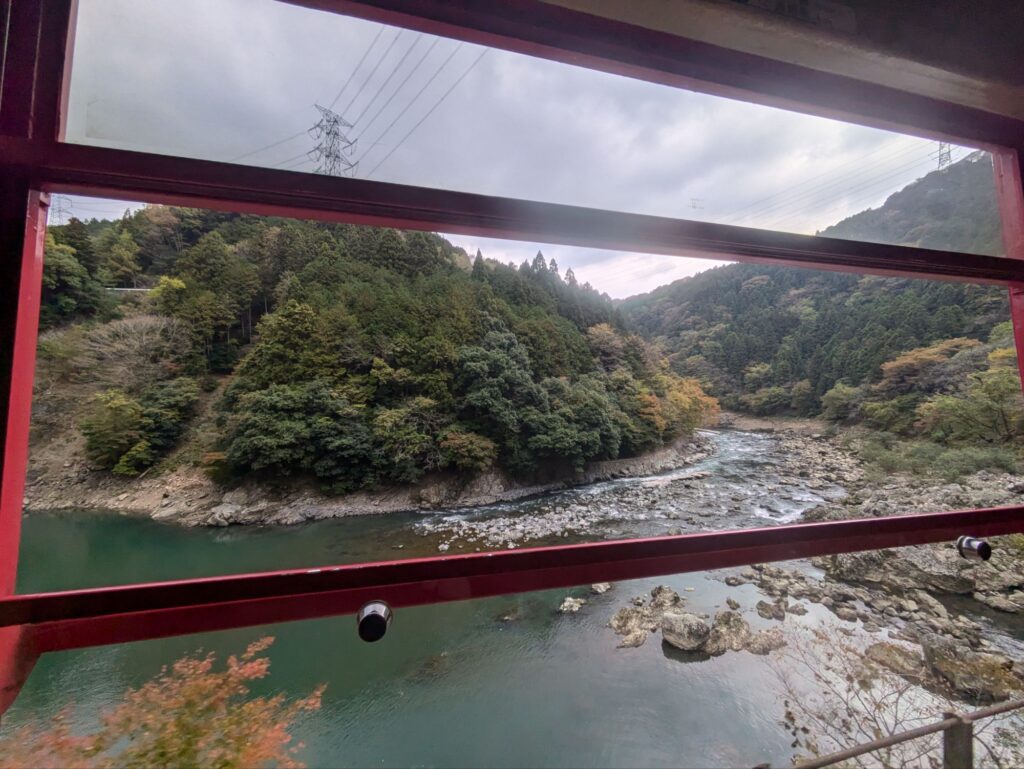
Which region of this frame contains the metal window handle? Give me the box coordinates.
[357,601,393,642]
[956,535,992,562]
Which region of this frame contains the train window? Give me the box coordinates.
[62,0,1002,253]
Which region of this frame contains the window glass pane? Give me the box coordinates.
[63,0,1003,254]
[7,568,1023,767]
[25,191,1016,593]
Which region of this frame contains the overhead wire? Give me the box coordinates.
[226,23,386,164]
[354,37,442,141]
[327,23,386,111]
[727,143,934,225]
[364,47,489,178]
[725,137,926,219]
[559,147,962,286]
[766,148,952,231]
[350,34,424,127]
[352,42,464,167]
[340,27,406,117]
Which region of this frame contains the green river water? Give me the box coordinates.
[6,431,845,767]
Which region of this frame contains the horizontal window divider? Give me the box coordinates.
[1,137,1020,285]
[5,505,1024,652]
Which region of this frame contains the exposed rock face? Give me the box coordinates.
[920,634,1024,703]
[756,598,786,621]
[705,611,752,656]
[609,585,682,648]
[822,548,975,595]
[745,627,786,655]
[865,642,927,681]
[661,612,710,651]
[559,597,586,614]
[27,433,713,527]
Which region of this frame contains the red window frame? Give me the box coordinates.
[2,0,1024,711]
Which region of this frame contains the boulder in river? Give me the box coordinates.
[650,585,682,609]
[746,627,786,655]
[661,612,710,651]
[865,642,927,682]
[756,599,786,621]
[920,633,1024,703]
[559,597,586,614]
[591,582,612,595]
[705,611,751,656]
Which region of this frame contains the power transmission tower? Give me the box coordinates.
[52,194,71,225]
[937,141,953,170]
[308,104,358,177]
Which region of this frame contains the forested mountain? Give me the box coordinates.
[619,153,1008,417]
[38,209,716,490]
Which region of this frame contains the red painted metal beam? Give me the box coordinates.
[284,0,1024,150]
[2,505,1023,653]
[1,137,1020,286]
[992,149,1024,393]
[0,184,46,598]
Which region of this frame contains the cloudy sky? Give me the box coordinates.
[60,0,973,298]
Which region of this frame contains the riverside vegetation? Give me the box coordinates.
[19,151,1024,767]
[33,210,717,515]
[32,152,1023,519]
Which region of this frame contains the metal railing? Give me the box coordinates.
[783,698,1024,769]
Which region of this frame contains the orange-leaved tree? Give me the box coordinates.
[0,636,324,769]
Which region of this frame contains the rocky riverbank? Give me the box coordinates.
[621,429,1024,703]
[23,434,713,527]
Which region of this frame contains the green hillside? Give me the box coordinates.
[620,153,1008,414]
[38,210,716,490]
[620,152,1023,475]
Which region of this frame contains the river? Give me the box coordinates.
[6,430,852,767]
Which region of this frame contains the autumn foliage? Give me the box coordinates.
[0,637,323,769]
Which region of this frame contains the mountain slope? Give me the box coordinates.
[619,153,1009,415]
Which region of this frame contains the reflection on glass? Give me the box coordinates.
[28,181,1015,593]
[18,175,1024,764]
[65,0,998,246]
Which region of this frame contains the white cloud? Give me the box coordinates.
[60,0,974,298]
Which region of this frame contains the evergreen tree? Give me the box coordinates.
[105,230,142,287]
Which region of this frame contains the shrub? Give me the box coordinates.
[439,429,498,472]
[820,382,863,422]
[79,378,199,474]
[80,390,145,469]
[0,637,323,769]
[859,435,1018,480]
[224,381,373,492]
[739,386,790,416]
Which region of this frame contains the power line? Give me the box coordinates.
[766,148,949,231]
[227,23,386,164]
[271,148,314,168]
[341,28,406,117]
[351,34,424,127]
[728,143,932,225]
[726,138,925,219]
[365,47,488,178]
[327,23,386,111]
[355,37,442,140]
[227,129,307,163]
[354,42,464,167]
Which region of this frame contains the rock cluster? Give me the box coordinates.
[608,586,786,657]
[866,637,1024,704]
[609,585,685,648]
[725,561,1024,702]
